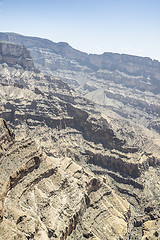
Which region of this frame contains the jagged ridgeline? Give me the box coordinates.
[0,35,160,239]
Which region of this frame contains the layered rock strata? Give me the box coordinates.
[0,42,160,239]
[0,118,132,240]
[1,33,159,134]
[0,42,34,69]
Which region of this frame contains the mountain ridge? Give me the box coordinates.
[0,38,160,239]
[3,32,159,135]
[1,32,160,73]
[1,32,160,62]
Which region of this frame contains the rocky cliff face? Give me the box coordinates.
[0,118,134,240]
[0,32,159,135]
[1,32,160,82]
[0,41,160,239]
[0,41,34,69]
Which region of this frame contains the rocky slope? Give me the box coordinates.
[0,41,160,239]
[0,32,160,134]
[0,118,134,240]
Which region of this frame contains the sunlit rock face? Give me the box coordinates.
[0,38,160,239]
[1,32,160,134]
[0,119,132,240]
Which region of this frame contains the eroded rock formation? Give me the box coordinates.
[0,42,34,69]
[0,119,133,240]
[0,41,160,239]
[1,32,159,134]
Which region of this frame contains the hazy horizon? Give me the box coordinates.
[0,0,160,61]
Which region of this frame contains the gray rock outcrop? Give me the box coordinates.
[0,41,34,69]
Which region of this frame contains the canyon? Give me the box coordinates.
[0,34,160,239]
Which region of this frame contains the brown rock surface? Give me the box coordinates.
[141,219,160,240]
[0,119,132,240]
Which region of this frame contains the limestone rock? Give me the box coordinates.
[0,38,160,239]
[142,219,160,240]
[1,32,159,135]
[0,42,34,69]
[0,119,132,239]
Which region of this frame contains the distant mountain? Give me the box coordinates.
[0,32,160,77]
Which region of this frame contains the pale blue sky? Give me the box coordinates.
[0,0,160,60]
